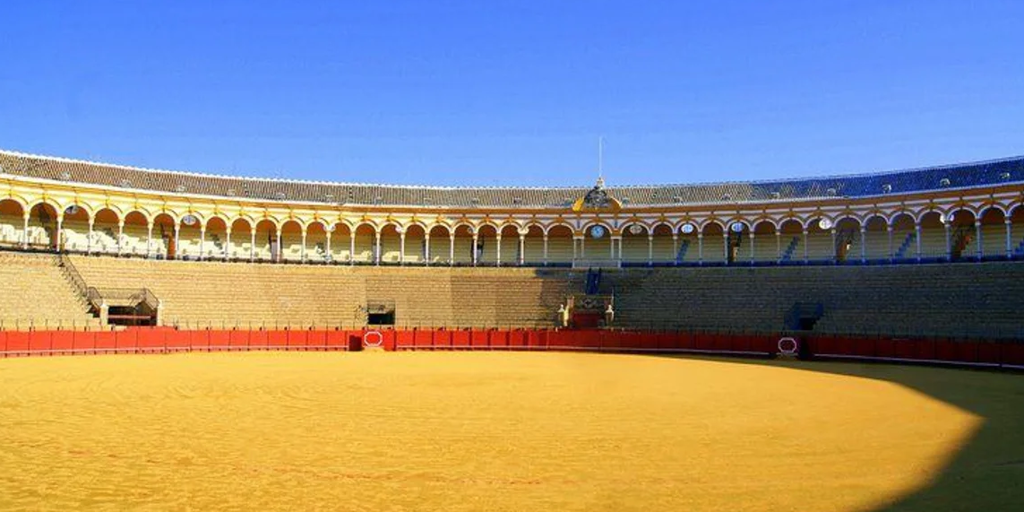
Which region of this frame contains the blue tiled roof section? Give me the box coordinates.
[0,150,1021,207]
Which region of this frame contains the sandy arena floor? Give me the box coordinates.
[0,351,1011,511]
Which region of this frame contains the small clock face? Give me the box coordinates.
[681,224,695,234]
[591,226,606,239]
[629,224,644,235]
[731,222,745,233]
[818,219,833,230]
[182,214,199,226]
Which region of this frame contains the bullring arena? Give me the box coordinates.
[2,149,1024,511]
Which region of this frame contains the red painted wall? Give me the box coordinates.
[1,327,1022,369]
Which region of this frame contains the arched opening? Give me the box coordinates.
[863,215,889,263]
[725,221,749,265]
[476,224,498,265]
[452,224,474,265]
[61,205,90,253]
[499,224,521,266]
[701,222,726,265]
[352,223,376,264]
[123,211,150,257]
[918,211,945,262]
[651,223,675,264]
[676,223,699,264]
[752,220,777,264]
[546,224,574,265]
[201,217,227,260]
[427,225,452,265]
[805,218,831,263]
[280,220,304,262]
[306,221,329,263]
[329,223,353,263]
[833,217,861,264]
[1011,205,1024,260]
[403,224,427,264]
[890,213,917,262]
[378,224,401,264]
[91,208,120,255]
[620,222,649,265]
[228,218,252,261]
[0,199,24,248]
[177,214,203,260]
[581,223,612,262]
[253,219,278,262]
[522,225,545,265]
[26,202,59,250]
[152,213,176,259]
[947,209,977,261]
[979,207,1008,260]
[778,219,803,264]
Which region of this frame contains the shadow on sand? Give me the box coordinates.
[652,355,1024,512]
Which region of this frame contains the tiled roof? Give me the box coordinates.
[1,149,1022,208]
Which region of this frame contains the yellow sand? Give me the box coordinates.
[0,352,982,511]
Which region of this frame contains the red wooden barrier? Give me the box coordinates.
[451,330,471,348]
[115,329,137,353]
[469,330,488,349]
[326,329,347,349]
[208,330,231,350]
[28,330,51,353]
[228,330,249,348]
[412,330,431,348]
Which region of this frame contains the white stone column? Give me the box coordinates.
[225,229,232,260]
[349,231,356,265]
[275,229,282,263]
[117,221,126,256]
[830,229,836,262]
[647,235,654,266]
[300,228,307,262]
[611,236,619,260]
[672,234,678,265]
[472,234,479,266]
[173,224,180,259]
[915,223,922,262]
[374,231,381,265]
[250,228,256,262]
[542,235,549,266]
[448,234,455,266]
[723,234,729,264]
[55,215,63,252]
[860,227,867,264]
[775,231,781,263]
[518,234,525,265]
[198,227,205,261]
[579,235,585,258]
[1006,219,1013,259]
[802,229,809,264]
[944,222,952,261]
[398,232,406,265]
[495,235,502,266]
[749,232,756,264]
[975,221,983,261]
[87,219,94,254]
[697,233,704,265]
[21,213,29,249]
[325,230,332,263]
[424,235,431,266]
[886,225,894,262]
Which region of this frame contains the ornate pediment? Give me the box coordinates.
[571,177,622,213]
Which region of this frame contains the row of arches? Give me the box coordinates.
[2,198,1023,265]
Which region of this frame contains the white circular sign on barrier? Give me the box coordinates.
[777,337,798,356]
[363,330,384,348]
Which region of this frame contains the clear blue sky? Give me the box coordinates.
[1,0,1022,187]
